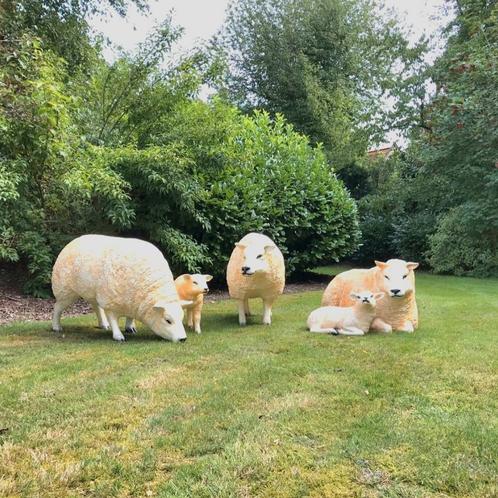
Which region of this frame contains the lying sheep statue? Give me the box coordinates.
[321,259,419,332]
[226,233,285,326]
[175,273,213,334]
[51,234,191,342]
[307,290,384,335]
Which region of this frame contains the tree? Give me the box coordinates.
[354,0,498,276]
[218,0,426,167]
[0,0,147,72]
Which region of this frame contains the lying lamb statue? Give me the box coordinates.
[307,291,384,335]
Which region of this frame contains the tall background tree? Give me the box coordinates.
[354,0,498,276]
[218,0,426,168]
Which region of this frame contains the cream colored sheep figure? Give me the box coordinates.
[174,273,213,334]
[51,234,190,342]
[307,291,385,335]
[321,259,419,332]
[226,233,285,326]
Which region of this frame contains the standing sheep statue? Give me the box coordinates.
[51,234,190,342]
[321,259,419,332]
[226,233,285,326]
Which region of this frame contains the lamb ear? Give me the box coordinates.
[183,274,192,281]
[235,243,246,249]
[375,260,388,270]
[407,262,419,271]
[264,244,276,253]
[204,274,213,282]
[179,299,194,307]
[374,292,385,301]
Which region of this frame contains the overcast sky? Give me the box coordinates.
[91,0,452,60]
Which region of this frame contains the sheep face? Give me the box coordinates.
[375,259,419,298]
[236,243,275,276]
[350,290,385,307]
[147,301,188,342]
[188,274,213,295]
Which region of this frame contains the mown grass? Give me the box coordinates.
[0,272,497,497]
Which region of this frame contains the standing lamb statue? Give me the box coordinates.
[321,259,419,332]
[226,233,285,326]
[51,234,190,342]
[174,273,213,334]
[307,290,385,335]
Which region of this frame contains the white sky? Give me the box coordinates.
[91,0,451,60]
[90,0,453,147]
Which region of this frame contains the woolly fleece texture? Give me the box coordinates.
[51,235,186,341]
[307,291,383,335]
[175,274,212,334]
[321,259,418,332]
[226,233,285,325]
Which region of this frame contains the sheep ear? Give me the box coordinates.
[204,274,213,282]
[350,292,360,300]
[407,262,419,271]
[375,260,388,270]
[183,274,192,281]
[264,245,276,253]
[153,300,169,311]
[179,299,193,307]
[235,243,246,249]
[374,292,385,301]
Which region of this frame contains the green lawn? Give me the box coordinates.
[1,272,497,497]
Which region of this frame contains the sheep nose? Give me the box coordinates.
[179,337,187,343]
[241,266,250,273]
[391,289,401,295]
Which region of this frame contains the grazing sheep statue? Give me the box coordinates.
[307,290,384,335]
[321,259,419,332]
[174,273,213,334]
[51,234,190,342]
[226,233,285,326]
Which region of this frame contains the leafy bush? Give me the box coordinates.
[428,206,498,277]
[111,101,360,277]
[202,109,360,275]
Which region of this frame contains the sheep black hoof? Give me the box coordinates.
[125,327,137,335]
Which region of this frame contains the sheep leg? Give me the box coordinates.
[309,326,340,335]
[186,309,194,329]
[262,299,273,325]
[399,320,414,333]
[370,317,392,333]
[105,310,125,342]
[339,326,365,336]
[52,294,78,333]
[238,300,247,326]
[125,317,137,334]
[92,303,110,330]
[244,299,252,316]
[193,305,202,334]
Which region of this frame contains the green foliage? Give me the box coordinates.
[202,109,359,274]
[428,206,498,277]
[0,37,135,295]
[219,0,426,167]
[108,100,359,276]
[354,1,498,276]
[0,1,147,72]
